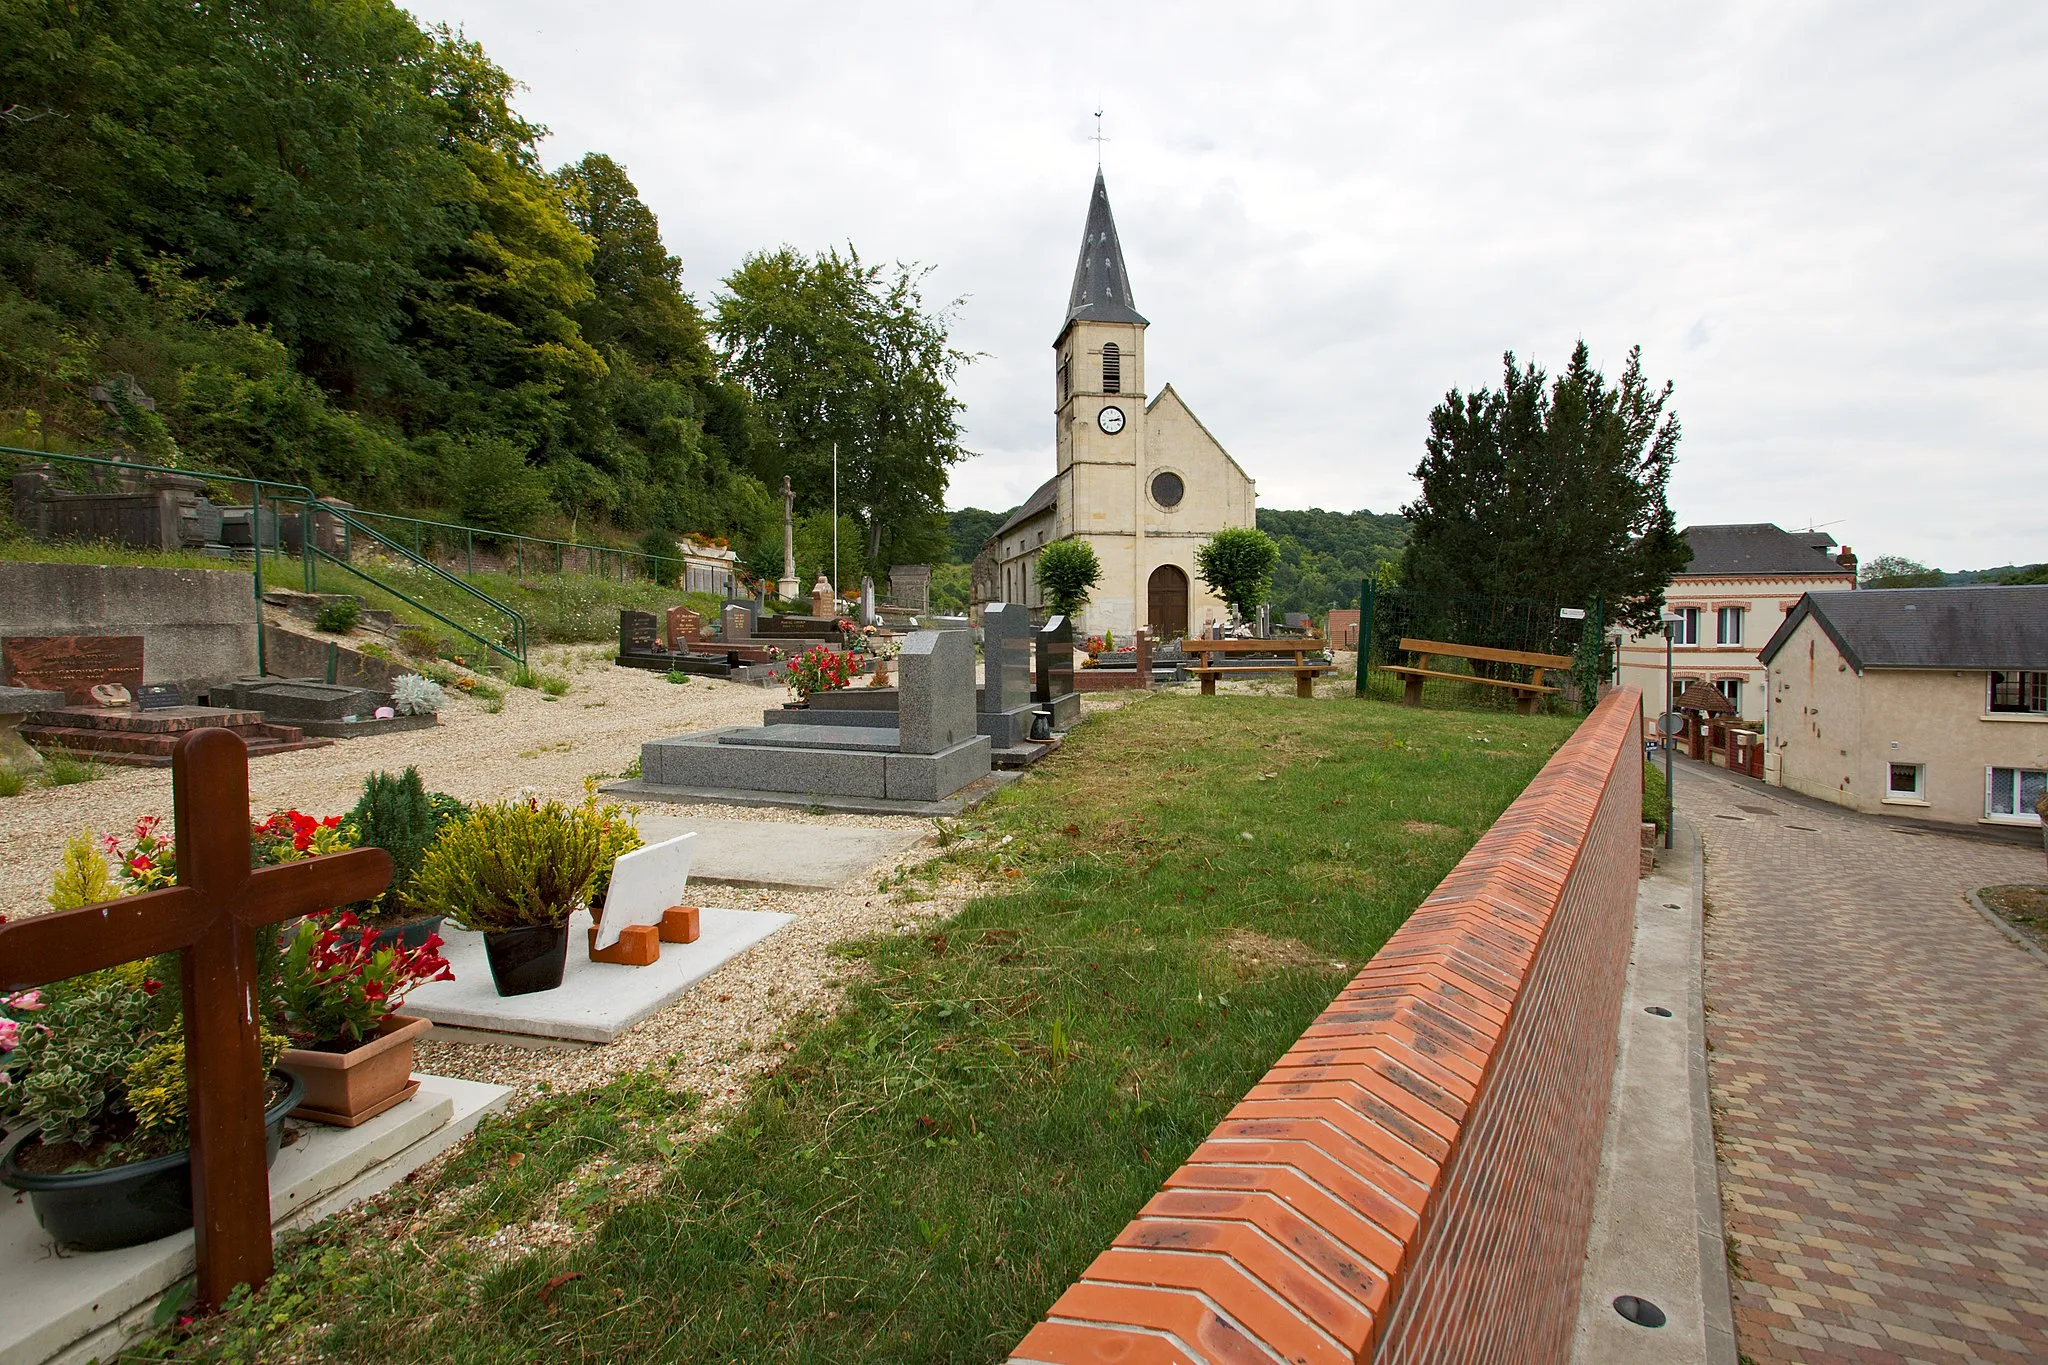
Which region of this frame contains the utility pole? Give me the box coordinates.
[1661,611,1679,850]
[831,440,839,611]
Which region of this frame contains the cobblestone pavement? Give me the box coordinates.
[1685,760,2048,1364]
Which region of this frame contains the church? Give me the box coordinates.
[974,170,1257,639]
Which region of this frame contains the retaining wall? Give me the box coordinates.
[0,562,258,696]
[1009,687,1645,1365]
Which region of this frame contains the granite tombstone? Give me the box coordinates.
[3,634,146,705]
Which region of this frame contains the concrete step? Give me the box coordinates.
[22,719,331,767]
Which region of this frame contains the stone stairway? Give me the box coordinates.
[21,705,334,767]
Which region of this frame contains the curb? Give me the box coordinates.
[1964,888,2048,969]
[1686,820,1739,1365]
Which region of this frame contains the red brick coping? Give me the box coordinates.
[1009,688,1645,1365]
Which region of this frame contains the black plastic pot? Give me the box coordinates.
[369,913,446,951]
[482,924,569,996]
[0,1070,305,1253]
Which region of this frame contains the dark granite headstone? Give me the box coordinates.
[3,635,146,705]
[1034,615,1075,703]
[135,682,184,711]
[619,610,659,655]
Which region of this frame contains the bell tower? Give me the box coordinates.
[1054,170,1149,627]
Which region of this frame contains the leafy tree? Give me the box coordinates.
[946,506,1012,563]
[1195,527,1280,624]
[1257,507,1409,614]
[1859,555,1947,588]
[1999,563,2048,586]
[1035,539,1102,619]
[715,248,967,577]
[1400,343,1687,633]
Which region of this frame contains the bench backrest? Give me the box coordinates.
[1398,637,1573,670]
[1185,637,1328,656]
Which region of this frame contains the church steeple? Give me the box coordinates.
[1062,170,1148,333]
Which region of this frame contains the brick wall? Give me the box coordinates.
[1009,687,1644,1365]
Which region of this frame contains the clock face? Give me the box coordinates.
[1097,405,1126,435]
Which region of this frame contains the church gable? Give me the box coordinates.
[1143,384,1255,534]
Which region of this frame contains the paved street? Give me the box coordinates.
[1684,760,2048,1364]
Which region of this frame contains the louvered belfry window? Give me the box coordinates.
[1101,342,1121,394]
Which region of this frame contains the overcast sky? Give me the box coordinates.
[405,1,2044,569]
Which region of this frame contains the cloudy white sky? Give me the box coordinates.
[407,1,2044,569]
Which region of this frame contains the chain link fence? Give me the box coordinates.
[1351,580,1609,712]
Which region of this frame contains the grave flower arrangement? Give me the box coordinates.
[272,911,453,1125]
[785,643,856,700]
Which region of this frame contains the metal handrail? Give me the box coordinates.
[339,505,715,587]
[318,509,527,665]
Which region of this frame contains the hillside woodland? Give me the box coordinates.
[0,0,962,580]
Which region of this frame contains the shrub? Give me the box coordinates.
[1035,538,1102,620]
[0,768,24,798]
[1195,527,1280,626]
[397,626,440,659]
[411,796,609,932]
[786,645,856,700]
[347,768,442,916]
[391,674,445,716]
[40,750,100,787]
[315,597,362,633]
[49,831,118,909]
[636,527,681,581]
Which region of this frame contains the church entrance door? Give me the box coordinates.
[1147,565,1189,641]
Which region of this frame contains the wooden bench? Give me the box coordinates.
[1381,637,1571,715]
[1184,637,1334,699]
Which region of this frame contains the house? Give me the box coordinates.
[978,170,1257,637]
[1615,523,1858,729]
[1757,585,2048,829]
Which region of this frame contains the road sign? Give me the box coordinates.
[1657,711,1685,736]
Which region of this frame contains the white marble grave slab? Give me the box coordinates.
[402,907,790,1044]
[0,1074,508,1365]
[594,832,697,949]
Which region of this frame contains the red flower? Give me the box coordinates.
[142,978,161,996]
[129,855,153,872]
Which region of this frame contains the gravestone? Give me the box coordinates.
[1255,604,1272,638]
[978,602,1039,748]
[666,606,703,648]
[899,628,976,755]
[810,574,835,620]
[1034,615,1081,730]
[0,685,63,774]
[860,576,876,625]
[619,611,659,656]
[721,602,755,642]
[1134,627,1153,690]
[888,564,932,614]
[3,634,146,704]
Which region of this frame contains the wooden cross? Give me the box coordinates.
[0,729,391,1307]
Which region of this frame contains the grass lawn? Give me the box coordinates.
[148,695,1580,1364]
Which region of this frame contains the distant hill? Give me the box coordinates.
[1946,564,2047,585]
[1258,508,1410,615]
[946,507,1013,563]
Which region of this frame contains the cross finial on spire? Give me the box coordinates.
[1092,107,1107,168]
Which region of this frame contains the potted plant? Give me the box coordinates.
[342,768,464,947]
[411,796,607,996]
[0,963,301,1252]
[273,912,453,1126]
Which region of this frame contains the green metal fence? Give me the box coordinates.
[339,506,699,590]
[1,447,526,669]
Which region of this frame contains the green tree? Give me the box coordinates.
[1999,563,2048,585]
[1859,555,1947,588]
[946,506,1012,563]
[1257,507,1409,615]
[715,248,968,577]
[1035,539,1102,619]
[1400,343,1687,633]
[1195,527,1281,624]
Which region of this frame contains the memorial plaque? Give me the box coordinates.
[619,610,659,655]
[594,833,698,950]
[136,682,185,711]
[666,606,704,648]
[3,634,145,705]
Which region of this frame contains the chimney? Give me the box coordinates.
[1837,545,1858,582]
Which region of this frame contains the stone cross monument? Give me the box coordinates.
[777,475,800,600]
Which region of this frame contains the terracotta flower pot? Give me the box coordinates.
[279,1014,431,1127]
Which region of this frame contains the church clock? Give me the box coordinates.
[1097,405,1126,435]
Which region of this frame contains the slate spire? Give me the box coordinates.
[1063,170,1148,331]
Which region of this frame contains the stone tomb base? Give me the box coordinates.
[401,907,791,1044]
[0,1074,508,1365]
[642,725,992,804]
[603,770,1019,819]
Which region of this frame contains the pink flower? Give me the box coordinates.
[6,991,43,1012]
[0,1018,18,1052]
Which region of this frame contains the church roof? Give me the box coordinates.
[1060,171,1148,335]
[994,474,1060,540]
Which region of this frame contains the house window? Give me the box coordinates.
[1988,670,2048,714]
[1887,763,1924,799]
[1667,607,1699,645]
[1716,606,1744,646]
[1715,678,1742,710]
[1102,342,1121,394]
[1987,767,2047,822]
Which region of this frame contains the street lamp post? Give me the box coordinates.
[1660,611,1680,850]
